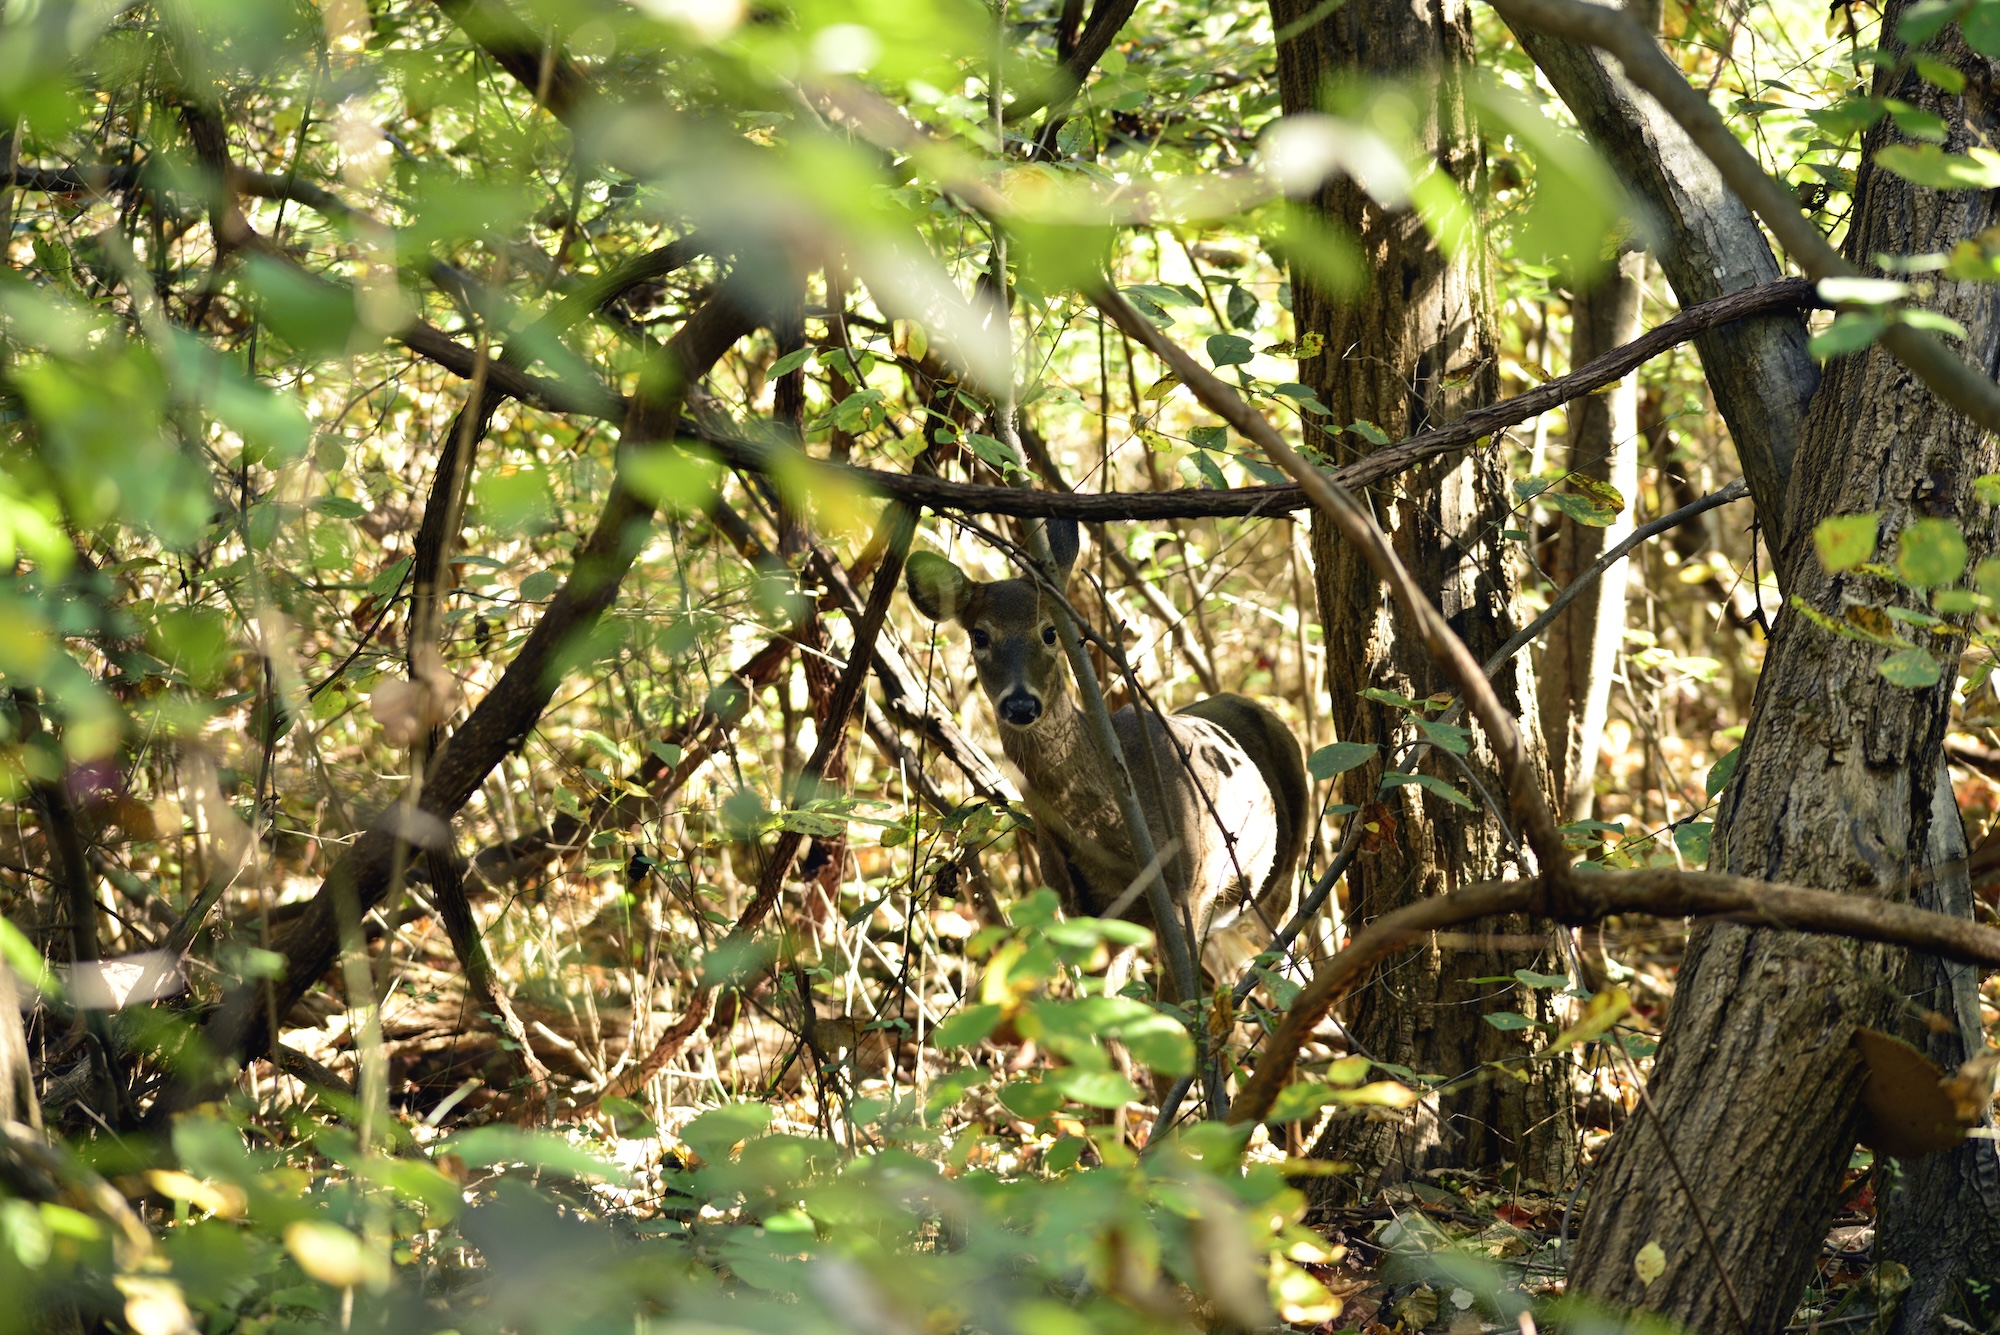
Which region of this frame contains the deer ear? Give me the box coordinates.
[906,552,971,622]
[1045,517,1079,578]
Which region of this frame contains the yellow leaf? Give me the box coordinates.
[145,1170,247,1219]
[284,1221,392,1292]
[1539,986,1631,1052]
[1634,1239,1666,1285]
[117,1277,192,1335]
[1271,1259,1340,1325]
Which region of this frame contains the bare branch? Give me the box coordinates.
[1228,866,2000,1125]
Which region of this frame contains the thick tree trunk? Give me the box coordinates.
[1270,0,1574,1201]
[1540,253,1642,818]
[1569,17,2000,1328]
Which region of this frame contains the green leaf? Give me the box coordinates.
[1898,0,1963,44]
[1346,419,1390,445]
[625,447,723,513]
[1546,490,1619,527]
[933,1003,1002,1048]
[1415,720,1471,755]
[1206,333,1254,367]
[518,570,560,601]
[1047,1068,1142,1109]
[1978,556,2000,598]
[1813,513,1879,571]
[1898,308,1968,339]
[1876,144,2000,191]
[1880,645,1944,688]
[768,346,813,376]
[678,1102,774,1164]
[1189,424,1227,451]
[996,1079,1065,1120]
[1271,382,1330,414]
[440,1127,630,1182]
[1674,821,1713,863]
[1380,771,1473,808]
[1482,1012,1534,1031]
[1180,451,1228,489]
[1885,99,1951,143]
[1514,969,1572,989]
[366,557,412,597]
[1809,312,1887,359]
[1964,0,2000,54]
[1225,282,1260,330]
[1896,517,1968,587]
[1268,1082,1337,1123]
[1914,55,1968,93]
[237,256,365,359]
[1307,741,1377,779]
[1705,745,1742,799]
[1361,687,1424,711]
[1122,283,1202,310]
[0,916,58,999]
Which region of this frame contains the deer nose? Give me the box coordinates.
[998,692,1042,726]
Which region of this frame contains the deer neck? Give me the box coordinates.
[999,688,1129,853]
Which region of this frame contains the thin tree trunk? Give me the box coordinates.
[1569,13,2000,1326]
[1269,0,1574,1201]
[1540,253,1642,819]
[1509,13,1815,549]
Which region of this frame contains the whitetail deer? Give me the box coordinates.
[907,519,1307,976]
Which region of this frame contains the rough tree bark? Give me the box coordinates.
[1269,0,1573,1200]
[1569,12,2000,1329]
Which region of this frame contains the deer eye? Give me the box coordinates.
[1041,625,1057,646]
[971,627,991,650]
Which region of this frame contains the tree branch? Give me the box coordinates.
[1228,866,2000,1125]
[1089,281,1573,881]
[1489,0,2000,440]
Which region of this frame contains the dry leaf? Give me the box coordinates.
[1856,1026,1972,1157]
[1943,1046,2000,1124]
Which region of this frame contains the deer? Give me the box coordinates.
[906,518,1308,992]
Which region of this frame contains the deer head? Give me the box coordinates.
[905,519,1080,730]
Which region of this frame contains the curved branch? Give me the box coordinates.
[1228,866,2000,1126]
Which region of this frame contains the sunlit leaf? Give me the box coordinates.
[1880,646,1944,688]
[1813,513,1879,571]
[1896,517,1968,587]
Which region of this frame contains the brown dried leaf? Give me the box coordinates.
[1856,1026,1970,1158]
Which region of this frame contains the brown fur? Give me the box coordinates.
[907,526,1308,964]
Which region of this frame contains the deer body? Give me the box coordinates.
[907,521,1308,952]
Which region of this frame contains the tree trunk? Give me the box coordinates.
[1270,0,1574,1201]
[1510,13,1815,550]
[0,955,36,1128]
[1540,253,1642,819]
[1569,15,2000,1328]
